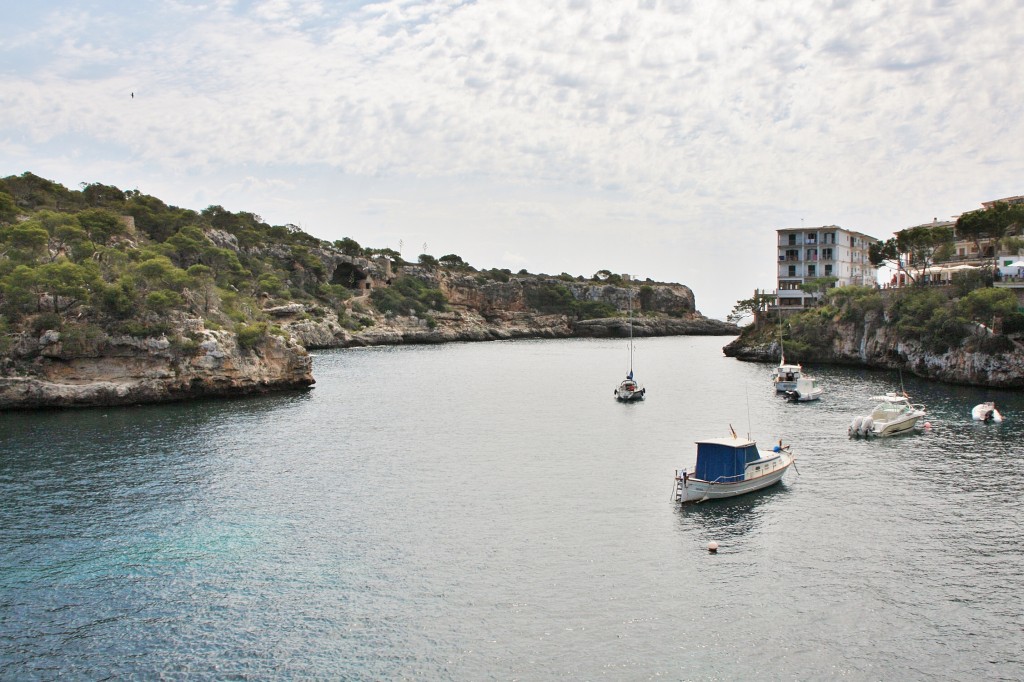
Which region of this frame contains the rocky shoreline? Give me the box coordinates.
[723,314,1024,388]
[0,307,737,409]
[284,306,738,349]
[0,326,314,410]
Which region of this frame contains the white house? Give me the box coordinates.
[775,226,880,311]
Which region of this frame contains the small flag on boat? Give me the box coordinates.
[627,370,633,380]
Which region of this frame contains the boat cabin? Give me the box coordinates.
[694,437,779,484]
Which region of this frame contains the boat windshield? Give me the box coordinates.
[869,401,920,421]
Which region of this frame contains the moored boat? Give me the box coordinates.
[614,291,645,402]
[615,372,646,401]
[674,431,795,503]
[784,375,823,402]
[972,402,1003,423]
[849,393,926,438]
[772,361,802,392]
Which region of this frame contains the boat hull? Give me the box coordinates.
[675,454,793,503]
[972,403,1003,423]
[874,415,921,436]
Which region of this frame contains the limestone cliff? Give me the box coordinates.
[276,273,736,349]
[723,310,1024,388]
[0,324,313,409]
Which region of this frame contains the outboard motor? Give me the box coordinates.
[860,417,874,436]
[849,416,863,436]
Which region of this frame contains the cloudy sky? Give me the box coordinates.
[2,0,1022,319]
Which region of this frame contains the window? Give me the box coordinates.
[824,264,833,276]
[786,249,799,260]
[822,248,833,260]
[806,233,817,244]
[807,249,818,261]
[788,234,797,245]
[808,265,816,276]
[788,265,797,277]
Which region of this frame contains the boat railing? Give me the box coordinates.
[709,473,745,484]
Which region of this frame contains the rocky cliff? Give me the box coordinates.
[276,273,737,349]
[0,323,313,409]
[723,311,1024,388]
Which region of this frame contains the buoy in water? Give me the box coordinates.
[708,541,718,554]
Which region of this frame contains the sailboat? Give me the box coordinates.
[614,291,646,401]
[772,323,802,392]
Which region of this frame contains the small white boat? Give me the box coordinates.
[849,393,927,438]
[972,402,1003,423]
[772,361,802,392]
[785,376,823,402]
[674,431,795,503]
[615,373,646,401]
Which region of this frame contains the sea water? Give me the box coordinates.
[2,336,1022,679]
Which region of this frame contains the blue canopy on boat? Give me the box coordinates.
[694,438,762,483]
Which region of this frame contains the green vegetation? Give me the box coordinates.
[524,282,617,319]
[369,276,446,317]
[0,173,399,351]
[735,277,1024,359]
[1,173,679,352]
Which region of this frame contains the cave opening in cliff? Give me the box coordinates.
[332,262,369,291]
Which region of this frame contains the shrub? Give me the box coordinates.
[30,312,63,335]
[100,279,138,318]
[575,300,616,319]
[370,276,447,316]
[638,285,655,312]
[145,289,184,313]
[116,320,171,338]
[827,286,884,323]
[59,323,105,356]
[525,283,574,313]
[235,322,269,349]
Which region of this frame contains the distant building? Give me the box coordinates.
[981,194,1024,210]
[775,226,879,311]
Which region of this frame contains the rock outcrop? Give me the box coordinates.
[723,312,1024,388]
[0,325,314,409]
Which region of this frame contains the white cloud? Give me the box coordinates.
[1,0,1022,318]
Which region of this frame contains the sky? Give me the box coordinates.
[2,0,1022,320]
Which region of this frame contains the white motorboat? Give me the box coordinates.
[784,376,823,402]
[849,393,927,437]
[772,360,802,392]
[772,331,801,392]
[614,292,645,402]
[674,431,795,503]
[972,402,1003,423]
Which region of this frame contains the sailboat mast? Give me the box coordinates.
[628,290,634,373]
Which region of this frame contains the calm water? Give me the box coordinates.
[2,336,1023,680]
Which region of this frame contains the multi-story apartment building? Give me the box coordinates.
[775,225,880,310]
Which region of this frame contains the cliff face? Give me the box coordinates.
[279,275,735,350]
[723,312,1024,388]
[435,272,698,318]
[0,324,313,409]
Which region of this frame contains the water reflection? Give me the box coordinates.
[675,482,792,543]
